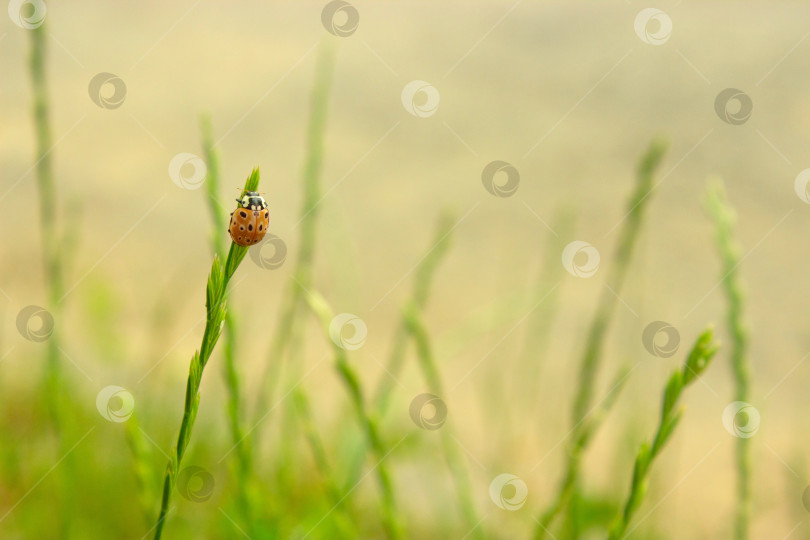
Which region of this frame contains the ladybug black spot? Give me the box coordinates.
[248,224,253,231]
[264,211,269,218]
[258,224,263,231]
[239,211,247,218]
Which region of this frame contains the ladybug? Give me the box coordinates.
[229,191,269,247]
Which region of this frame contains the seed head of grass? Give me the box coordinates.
[152,167,259,540]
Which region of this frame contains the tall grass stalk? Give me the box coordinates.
[253,39,335,441]
[343,211,453,492]
[200,115,256,533]
[403,303,484,540]
[29,21,74,537]
[534,139,667,539]
[535,365,632,539]
[608,328,719,539]
[705,179,751,540]
[304,288,405,539]
[373,210,456,417]
[152,169,259,540]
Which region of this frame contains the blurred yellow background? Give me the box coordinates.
[2,1,809,538]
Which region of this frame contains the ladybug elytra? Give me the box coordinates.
[229,191,269,247]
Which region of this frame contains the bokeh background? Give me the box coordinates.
[2,1,810,539]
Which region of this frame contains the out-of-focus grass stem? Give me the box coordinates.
[534,139,667,539]
[29,20,74,538]
[705,179,751,540]
[304,288,405,540]
[404,303,484,540]
[253,39,336,443]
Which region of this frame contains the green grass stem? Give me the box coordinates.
[608,328,719,539]
[152,168,259,540]
[253,39,336,442]
[200,115,256,534]
[534,139,667,539]
[705,179,752,540]
[535,365,632,539]
[29,21,76,538]
[304,288,405,539]
[403,303,484,540]
[373,210,456,417]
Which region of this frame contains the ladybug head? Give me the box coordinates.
[237,191,268,211]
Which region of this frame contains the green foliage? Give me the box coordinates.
[608,328,719,539]
[152,169,256,540]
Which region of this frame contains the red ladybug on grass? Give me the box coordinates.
[229,191,269,247]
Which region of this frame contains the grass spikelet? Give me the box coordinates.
[608,328,719,539]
